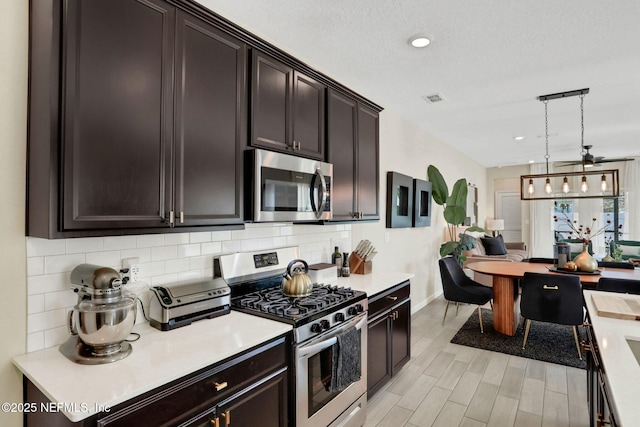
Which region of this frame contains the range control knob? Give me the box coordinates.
[310,323,322,333]
[334,312,345,322]
[320,320,331,330]
[347,306,358,316]
[355,304,364,313]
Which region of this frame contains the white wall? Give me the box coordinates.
[351,110,486,312]
[0,0,28,426]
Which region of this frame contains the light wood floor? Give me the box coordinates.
[364,297,589,427]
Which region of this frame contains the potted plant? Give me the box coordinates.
[427,165,483,264]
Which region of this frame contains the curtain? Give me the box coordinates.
[623,157,640,240]
[528,163,555,257]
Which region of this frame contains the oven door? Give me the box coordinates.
[253,149,332,222]
[295,313,367,427]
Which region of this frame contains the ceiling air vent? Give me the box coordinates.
[422,93,445,104]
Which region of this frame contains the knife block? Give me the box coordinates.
[348,253,372,275]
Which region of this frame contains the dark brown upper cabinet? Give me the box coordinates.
[28,0,246,237]
[251,51,326,160]
[327,89,380,221]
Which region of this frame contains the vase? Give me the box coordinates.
[573,243,598,272]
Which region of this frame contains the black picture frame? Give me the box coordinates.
[386,172,413,228]
[412,179,432,227]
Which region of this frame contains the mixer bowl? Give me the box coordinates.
[69,297,136,355]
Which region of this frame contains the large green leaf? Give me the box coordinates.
[439,241,459,257]
[427,165,448,206]
[443,205,466,226]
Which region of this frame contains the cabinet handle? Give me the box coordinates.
[179,211,184,224]
[213,381,228,391]
[386,295,398,301]
[224,410,230,425]
[543,285,558,290]
[169,210,175,226]
[597,414,611,426]
[211,417,220,427]
[580,341,591,353]
[297,141,301,150]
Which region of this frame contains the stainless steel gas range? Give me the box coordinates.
[218,247,368,427]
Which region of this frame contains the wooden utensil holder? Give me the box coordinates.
[348,253,372,275]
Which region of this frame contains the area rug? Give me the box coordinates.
[450,308,586,369]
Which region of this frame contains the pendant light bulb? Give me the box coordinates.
[580,175,588,193]
[528,179,534,195]
[544,177,552,194]
[600,174,607,192]
[562,176,570,193]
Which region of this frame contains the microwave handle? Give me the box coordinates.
[310,168,327,219]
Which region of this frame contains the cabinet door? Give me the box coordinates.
[327,90,357,221]
[215,370,288,427]
[62,0,174,230]
[391,299,411,376]
[367,314,391,398]
[251,52,293,152]
[356,105,380,220]
[174,12,246,226]
[292,71,325,160]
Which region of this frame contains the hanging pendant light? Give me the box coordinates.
[520,88,620,200]
[600,174,607,191]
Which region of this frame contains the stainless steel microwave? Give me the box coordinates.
[250,149,332,222]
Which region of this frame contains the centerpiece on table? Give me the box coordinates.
[554,215,623,272]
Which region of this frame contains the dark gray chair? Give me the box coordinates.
[596,277,640,294]
[597,261,634,270]
[520,272,583,359]
[438,257,493,333]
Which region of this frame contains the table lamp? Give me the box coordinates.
[486,219,504,237]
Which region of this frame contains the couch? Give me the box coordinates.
[462,235,528,287]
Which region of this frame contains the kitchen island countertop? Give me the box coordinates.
[13,311,292,422]
[337,271,414,298]
[584,290,640,426]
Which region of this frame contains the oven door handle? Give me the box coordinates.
[298,314,366,358]
[310,168,327,219]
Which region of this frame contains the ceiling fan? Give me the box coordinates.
[557,145,633,168]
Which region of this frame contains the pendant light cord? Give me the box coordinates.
[544,100,550,174]
[580,94,586,171]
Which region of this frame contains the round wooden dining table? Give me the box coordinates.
[466,261,640,336]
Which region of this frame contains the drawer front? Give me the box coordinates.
[96,336,288,427]
[368,281,410,318]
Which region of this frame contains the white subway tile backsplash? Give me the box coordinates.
[66,237,104,254]
[28,294,45,314]
[86,250,122,267]
[164,233,190,245]
[189,231,211,243]
[27,238,65,257]
[177,243,201,258]
[104,236,138,251]
[151,245,178,262]
[28,308,66,333]
[44,289,78,311]
[137,234,165,248]
[24,222,348,352]
[27,256,45,276]
[27,332,45,353]
[44,254,86,274]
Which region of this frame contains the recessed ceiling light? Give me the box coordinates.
[513,136,525,141]
[409,35,431,48]
[528,160,535,164]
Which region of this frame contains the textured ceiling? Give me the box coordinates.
[199,0,640,168]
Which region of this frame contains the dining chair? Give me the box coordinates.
[438,257,493,333]
[596,277,640,294]
[597,261,635,270]
[520,272,583,359]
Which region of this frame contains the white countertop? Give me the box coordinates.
[584,290,640,426]
[13,311,292,422]
[337,271,414,298]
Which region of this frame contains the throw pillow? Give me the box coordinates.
[480,235,507,256]
[618,244,640,256]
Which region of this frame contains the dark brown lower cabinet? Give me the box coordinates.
[24,335,289,427]
[367,281,411,398]
[585,323,618,427]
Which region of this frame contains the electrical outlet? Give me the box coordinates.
[122,257,141,283]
